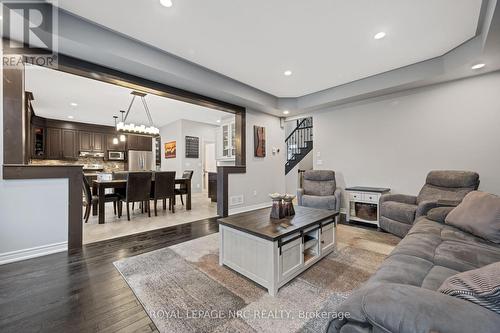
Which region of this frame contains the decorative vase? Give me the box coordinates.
[283,194,296,216]
[269,193,285,219]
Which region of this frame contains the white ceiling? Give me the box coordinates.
[25,65,231,128]
[56,0,482,97]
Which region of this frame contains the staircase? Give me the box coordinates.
[285,117,313,175]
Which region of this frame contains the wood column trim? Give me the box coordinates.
[3,55,26,164]
[217,166,246,217]
[2,165,83,250]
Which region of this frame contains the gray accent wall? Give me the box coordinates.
[313,71,500,210]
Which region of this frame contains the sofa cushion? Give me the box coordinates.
[439,262,500,314]
[445,191,500,243]
[301,194,336,210]
[427,206,454,223]
[380,201,417,224]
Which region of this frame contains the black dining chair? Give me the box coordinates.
[82,174,120,223]
[150,171,176,216]
[175,170,193,206]
[117,172,153,221]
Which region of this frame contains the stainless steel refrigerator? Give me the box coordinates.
[128,150,155,171]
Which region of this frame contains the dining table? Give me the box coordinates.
[92,177,191,224]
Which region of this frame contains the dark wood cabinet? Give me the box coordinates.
[106,134,126,151]
[46,127,62,159]
[62,129,79,160]
[79,131,93,151]
[79,131,105,153]
[127,135,152,151]
[93,133,104,152]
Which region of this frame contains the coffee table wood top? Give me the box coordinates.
[218,206,338,241]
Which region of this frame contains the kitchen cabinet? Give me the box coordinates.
[127,135,152,151]
[62,129,79,160]
[46,127,62,159]
[79,131,105,153]
[45,128,78,160]
[106,134,126,151]
[93,133,104,152]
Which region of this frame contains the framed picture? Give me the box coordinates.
[185,136,200,158]
[164,141,176,159]
[254,125,266,157]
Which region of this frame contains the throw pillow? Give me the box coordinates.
[445,191,500,243]
[439,262,500,314]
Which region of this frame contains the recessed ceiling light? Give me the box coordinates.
[216,119,221,123]
[160,0,173,7]
[471,63,485,70]
[284,70,292,76]
[374,32,386,40]
[68,116,74,119]
[70,102,78,107]
[283,110,290,115]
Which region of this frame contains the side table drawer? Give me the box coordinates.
[363,193,379,203]
[349,192,362,201]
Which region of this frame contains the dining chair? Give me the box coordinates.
[150,171,176,216]
[117,172,153,221]
[175,170,194,206]
[82,174,120,223]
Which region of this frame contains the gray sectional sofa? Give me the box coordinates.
[328,209,500,333]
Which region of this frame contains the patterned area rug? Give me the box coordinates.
[114,224,400,333]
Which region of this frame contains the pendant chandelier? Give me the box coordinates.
[116,91,160,136]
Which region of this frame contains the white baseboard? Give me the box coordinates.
[0,242,68,265]
[229,202,272,215]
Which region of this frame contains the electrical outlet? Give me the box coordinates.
[253,190,257,196]
[317,159,323,165]
[229,195,244,206]
[196,183,200,188]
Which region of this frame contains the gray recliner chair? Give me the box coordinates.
[297,170,341,220]
[380,170,480,238]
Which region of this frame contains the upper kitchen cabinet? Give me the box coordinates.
[62,129,79,160]
[127,135,152,151]
[46,127,62,159]
[79,131,105,153]
[106,134,126,151]
[46,128,78,160]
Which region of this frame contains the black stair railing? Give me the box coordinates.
[285,117,313,174]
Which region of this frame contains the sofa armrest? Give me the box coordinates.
[329,284,500,333]
[380,193,417,205]
[415,200,459,219]
[297,188,304,205]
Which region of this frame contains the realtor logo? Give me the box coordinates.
[2,1,58,66]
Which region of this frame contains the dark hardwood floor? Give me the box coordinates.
[0,218,219,333]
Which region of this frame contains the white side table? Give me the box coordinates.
[345,186,390,228]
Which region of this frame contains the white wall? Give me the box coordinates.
[313,71,500,209]
[160,119,217,193]
[228,110,286,214]
[0,59,69,265]
[160,120,182,175]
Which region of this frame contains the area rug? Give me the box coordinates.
[114,224,400,333]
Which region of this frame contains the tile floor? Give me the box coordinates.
[83,192,218,244]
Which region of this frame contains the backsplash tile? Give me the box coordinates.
[30,158,125,173]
